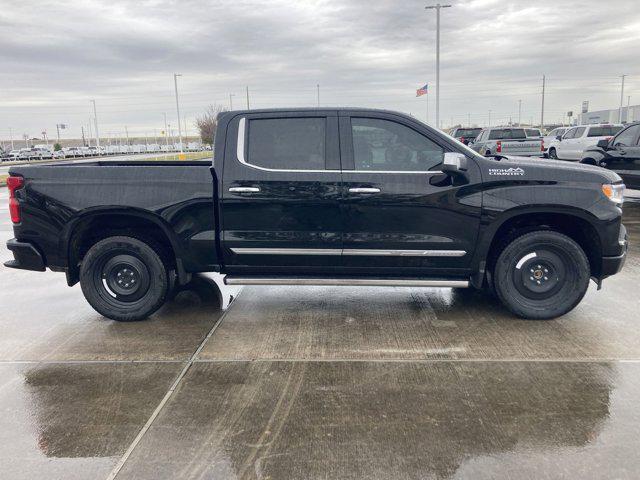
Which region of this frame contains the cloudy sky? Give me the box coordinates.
[1,0,639,142]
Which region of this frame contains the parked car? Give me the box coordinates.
[31,147,53,160]
[580,122,640,168]
[18,148,33,161]
[62,147,84,158]
[469,127,544,157]
[6,150,21,161]
[5,108,627,322]
[449,127,482,145]
[52,150,66,159]
[547,124,624,161]
[542,127,571,157]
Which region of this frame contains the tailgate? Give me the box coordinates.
[501,140,542,155]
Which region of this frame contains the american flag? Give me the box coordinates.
[416,84,428,97]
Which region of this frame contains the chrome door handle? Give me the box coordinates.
[349,187,381,194]
[229,186,260,193]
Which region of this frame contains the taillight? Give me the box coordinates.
[541,139,545,152]
[496,141,502,153]
[460,136,465,144]
[7,176,24,223]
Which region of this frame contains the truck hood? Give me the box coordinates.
[489,155,622,184]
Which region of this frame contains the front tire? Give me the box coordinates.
[80,236,170,321]
[548,148,558,159]
[493,231,590,320]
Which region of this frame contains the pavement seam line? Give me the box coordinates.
[104,288,243,480]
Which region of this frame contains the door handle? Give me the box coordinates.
[349,187,381,194]
[229,186,260,193]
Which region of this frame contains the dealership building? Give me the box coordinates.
[576,105,640,124]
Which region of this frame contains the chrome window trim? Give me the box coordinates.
[230,247,466,257]
[236,117,330,174]
[236,117,445,175]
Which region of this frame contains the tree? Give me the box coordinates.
[196,105,227,145]
[53,143,62,151]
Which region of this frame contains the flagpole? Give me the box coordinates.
[426,92,429,125]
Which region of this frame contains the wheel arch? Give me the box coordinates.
[472,207,603,288]
[61,207,187,286]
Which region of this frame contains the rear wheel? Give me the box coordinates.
[548,148,558,159]
[493,231,590,320]
[80,236,170,321]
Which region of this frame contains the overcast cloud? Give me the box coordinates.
[1,0,639,141]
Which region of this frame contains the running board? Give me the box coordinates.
[223,277,469,287]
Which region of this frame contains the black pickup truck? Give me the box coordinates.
[5,108,628,321]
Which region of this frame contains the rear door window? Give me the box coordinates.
[574,127,586,138]
[588,126,624,137]
[247,117,326,170]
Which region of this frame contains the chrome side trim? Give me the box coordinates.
[342,249,466,257]
[230,248,466,257]
[231,247,342,256]
[348,187,381,193]
[229,186,260,193]
[224,277,469,287]
[349,170,444,174]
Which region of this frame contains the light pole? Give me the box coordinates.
[619,75,627,123]
[317,84,320,107]
[229,93,235,110]
[425,3,451,130]
[488,109,491,127]
[9,127,14,150]
[518,99,522,126]
[246,86,250,109]
[627,95,632,123]
[163,113,169,149]
[540,75,546,130]
[91,100,100,148]
[173,73,183,153]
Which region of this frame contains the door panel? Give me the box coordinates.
[221,112,343,273]
[338,112,483,276]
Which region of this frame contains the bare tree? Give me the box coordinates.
[196,104,227,145]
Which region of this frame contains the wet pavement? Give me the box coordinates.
[1,188,640,479]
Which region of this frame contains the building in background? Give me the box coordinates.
[576,105,640,125]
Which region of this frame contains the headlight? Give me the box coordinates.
[602,183,625,205]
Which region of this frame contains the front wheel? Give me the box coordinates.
[80,236,170,321]
[493,231,590,320]
[548,148,558,159]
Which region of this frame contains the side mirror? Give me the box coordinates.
[442,152,468,173]
[597,139,609,149]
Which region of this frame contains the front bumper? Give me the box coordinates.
[4,238,46,272]
[600,224,628,278]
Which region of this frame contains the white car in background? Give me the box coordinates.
[547,124,624,161]
[542,127,571,157]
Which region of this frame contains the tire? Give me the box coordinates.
[493,231,590,320]
[80,236,170,321]
[548,148,558,159]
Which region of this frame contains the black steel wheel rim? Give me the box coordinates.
[512,249,567,300]
[95,253,151,304]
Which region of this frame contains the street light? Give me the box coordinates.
[619,75,627,123]
[425,3,452,130]
[174,73,183,153]
[91,100,100,148]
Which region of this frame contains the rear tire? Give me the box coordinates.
[493,231,590,320]
[80,236,170,321]
[548,148,558,159]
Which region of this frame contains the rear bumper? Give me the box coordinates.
[4,238,46,272]
[600,224,628,278]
